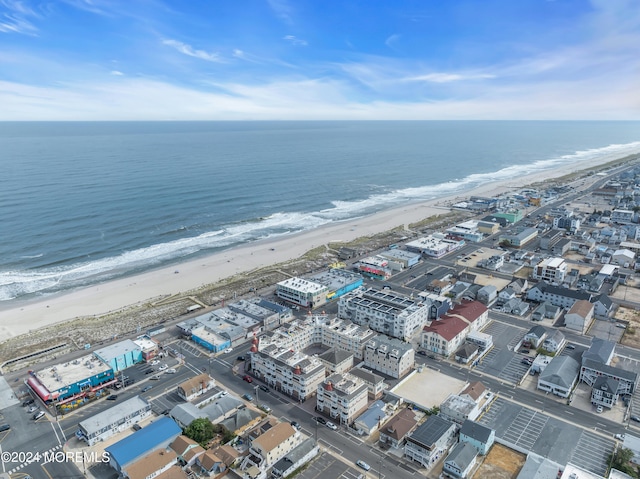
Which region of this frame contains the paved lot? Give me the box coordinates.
[479,397,614,477]
[474,322,529,385]
[296,451,370,479]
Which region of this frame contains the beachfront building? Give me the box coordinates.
[378,249,421,270]
[77,396,152,446]
[94,339,144,372]
[338,288,431,341]
[276,277,329,308]
[446,220,484,243]
[316,373,369,425]
[132,336,159,362]
[405,233,464,258]
[309,268,363,301]
[177,374,215,402]
[532,258,568,284]
[250,345,325,401]
[177,300,268,352]
[356,256,393,280]
[27,354,115,405]
[363,335,414,379]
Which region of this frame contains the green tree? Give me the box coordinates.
[608,447,638,478]
[184,418,215,447]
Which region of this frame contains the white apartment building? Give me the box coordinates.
[276,277,328,308]
[256,315,376,360]
[338,288,431,341]
[251,345,326,401]
[532,258,567,284]
[316,373,369,425]
[363,335,415,379]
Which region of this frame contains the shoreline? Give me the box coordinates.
[0,151,636,345]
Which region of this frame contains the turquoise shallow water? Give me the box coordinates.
[2,120,640,302]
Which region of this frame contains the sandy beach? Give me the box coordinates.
[0,150,633,344]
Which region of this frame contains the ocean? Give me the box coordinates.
[2,120,640,304]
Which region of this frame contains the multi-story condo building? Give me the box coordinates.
[532,258,568,284]
[363,335,414,379]
[276,277,328,308]
[251,345,325,401]
[256,315,376,360]
[338,288,431,341]
[316,373,368,425]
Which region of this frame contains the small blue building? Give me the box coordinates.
[105,416,182,472]
[94,339,143,372]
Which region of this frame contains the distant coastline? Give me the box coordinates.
[1,149,638,362]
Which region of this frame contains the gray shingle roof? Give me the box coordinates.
[540,356,579,388]
[445,442,478,471]
[460,420,493,444]
[407,415,454,448]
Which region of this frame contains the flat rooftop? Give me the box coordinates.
[35,354,112,392]
[391,367,465,410]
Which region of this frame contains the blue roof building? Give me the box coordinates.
[353,400,386,435]
[105,417,182,472]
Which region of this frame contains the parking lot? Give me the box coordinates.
[474,321,530,385]
[479,397,614,477]
[295,452,370,479]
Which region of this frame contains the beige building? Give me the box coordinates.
[564,300,595,334]
[316,373,369,425]
[363,335,414,379]
[247,422,301,468]
[122,448,179,479]
[251,345,325,401]
[177,374,215,402]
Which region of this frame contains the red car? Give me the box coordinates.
[243,375,253,383]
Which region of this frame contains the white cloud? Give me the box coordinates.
[162,39,224,63]
[0,0,39,34]
[385,34,400,48]
[268,0,293,24]
[110,70,123,76]
[283,35,307,46]
[402,73,495,83]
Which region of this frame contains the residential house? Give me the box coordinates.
[591,376,619,410]
[523,326,547,349]
[526,282,592,309]
[177,374,215,402]
[443,442,478,479]
[476,285,497,306]
[379,409,419,449]
[564,300,595,334]
[405,415,456,469]
[542,330,566,353]
[439,394,480,425]
[531,302,562,322]
[591,294,615,319]
[271,438,319,479]
[537,356,580,398]
[197,450,227,477]
[501,298,530,316]
[532,258,568,284]
[459,419,495,455]
[455,343,479,365]
[121,449,179,479]
[170,435,204,468]
[244,422,300,471]
[353,400,387,436]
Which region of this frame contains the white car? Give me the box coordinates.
[158,364,168,371]
[151,360,160,366]
[165,368,176,374]
[615,433,626,441]
[356,460,371,471]
[326,421,338,430]
[224,347,233,353]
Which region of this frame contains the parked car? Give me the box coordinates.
[356,460,371,471]
[27,406,38,413]
[326,422,338,430]
[313,416,326,425]
[417,351,427,356]
[290,421,300,430]
[566,344,576,350]
[158,364,168,371]
[242,393,253,401]
[596,405,603,413]
[260,404,272,413]
[615,433,625,441]
[243,375,253,383]
[22,398,35,406]
[259,385,270,392]
[224,347,233,353]
[142,386,153,392]
[165,368,176,374]
[144,368,155,375]
[106,395,118,401]
[33,411,45,420]
[150,375,161,380]
[132,424,142,431]
[151,360,160,365]
[521,349,530,355]
[237,355,245,361]
[631,415,640,423]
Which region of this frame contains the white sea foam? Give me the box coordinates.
[2,140,640,302]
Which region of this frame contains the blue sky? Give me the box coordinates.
[0,0,638,120]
